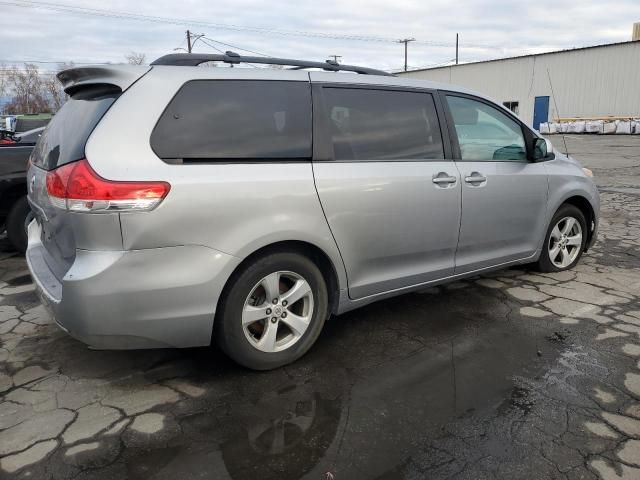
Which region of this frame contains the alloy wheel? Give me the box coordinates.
[242,271,314,353]
[548,216,583,268]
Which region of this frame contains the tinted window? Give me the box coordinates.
[323,88,444,161]
[31,85,120,170]
[446,95,526,162]
[151,80,311,160]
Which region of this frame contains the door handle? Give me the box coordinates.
[432,173,457,185]
[464,172,487,184]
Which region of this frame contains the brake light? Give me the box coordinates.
[45,158,170,213]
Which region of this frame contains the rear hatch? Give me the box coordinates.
[28,85,121,278]
[27,65,149,279]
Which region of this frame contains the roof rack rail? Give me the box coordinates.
[150,51,393,76]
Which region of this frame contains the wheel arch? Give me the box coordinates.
[559,195,597,251]
[216,240,342,322]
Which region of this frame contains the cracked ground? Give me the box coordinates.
[1,135,640,479]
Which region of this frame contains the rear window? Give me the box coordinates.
[150,80,312,161]
[322,87,444,161]
[31,85,120,170]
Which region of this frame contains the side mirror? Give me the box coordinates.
[533,137,554,161]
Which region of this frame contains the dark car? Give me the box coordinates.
[0,127,43,252]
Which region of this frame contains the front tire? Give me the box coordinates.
[534,204,587,273]
[215,251,328,370]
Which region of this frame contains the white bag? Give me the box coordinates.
[559,122,569,133]
[539,122,550,134]
[548,122,558,134]
[633,120,640,134]
[602,121,616,134]
[573,121,586,133]
[586,120,603,134]
[616,121,632,134]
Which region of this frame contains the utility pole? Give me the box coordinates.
[328,55,342,64]
[455,33,459,65]
[185,31,204,53]
[397,38,415,72]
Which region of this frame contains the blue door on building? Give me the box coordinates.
[533,96,550,131]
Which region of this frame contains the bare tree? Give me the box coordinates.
[0,64,7,99]
[125,52,146,65]
[4,64,50,114]
[42,62,73,112]
[0,64,7,114]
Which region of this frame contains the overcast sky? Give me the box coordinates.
[1,0,639,72]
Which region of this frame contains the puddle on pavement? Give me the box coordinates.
[117,286,564,480]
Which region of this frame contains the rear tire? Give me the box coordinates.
[215,251,328,371]
[6,196,30,253]
[534,204,587,273]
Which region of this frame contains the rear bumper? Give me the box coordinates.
[26,220,241,349]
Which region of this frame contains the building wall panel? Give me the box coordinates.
[400,42,640,127]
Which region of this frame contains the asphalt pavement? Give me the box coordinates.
[0,134,639,479]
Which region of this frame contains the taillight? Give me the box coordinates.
[45,158,170,213]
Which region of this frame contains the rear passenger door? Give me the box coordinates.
[312,83,462,299]
[442,93,548,274]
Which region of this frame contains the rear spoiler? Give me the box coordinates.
[57,65,151,95]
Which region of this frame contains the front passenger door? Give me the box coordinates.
[444,94,548,274]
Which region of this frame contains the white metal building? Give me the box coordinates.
[399,40,640,130]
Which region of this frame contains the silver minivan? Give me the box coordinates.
[26,53,599,370]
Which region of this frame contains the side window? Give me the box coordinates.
[322,88,444,161]
[151,80,311,161]
[446,95,527,162]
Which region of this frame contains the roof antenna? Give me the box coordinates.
[546,68,569,157]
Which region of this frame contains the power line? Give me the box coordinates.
[391,59,457,73]
[198,38,225,54]
[198,38,266,69]
[201,37,270,57]
[1,33,273,69]
[0,0,499,49]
